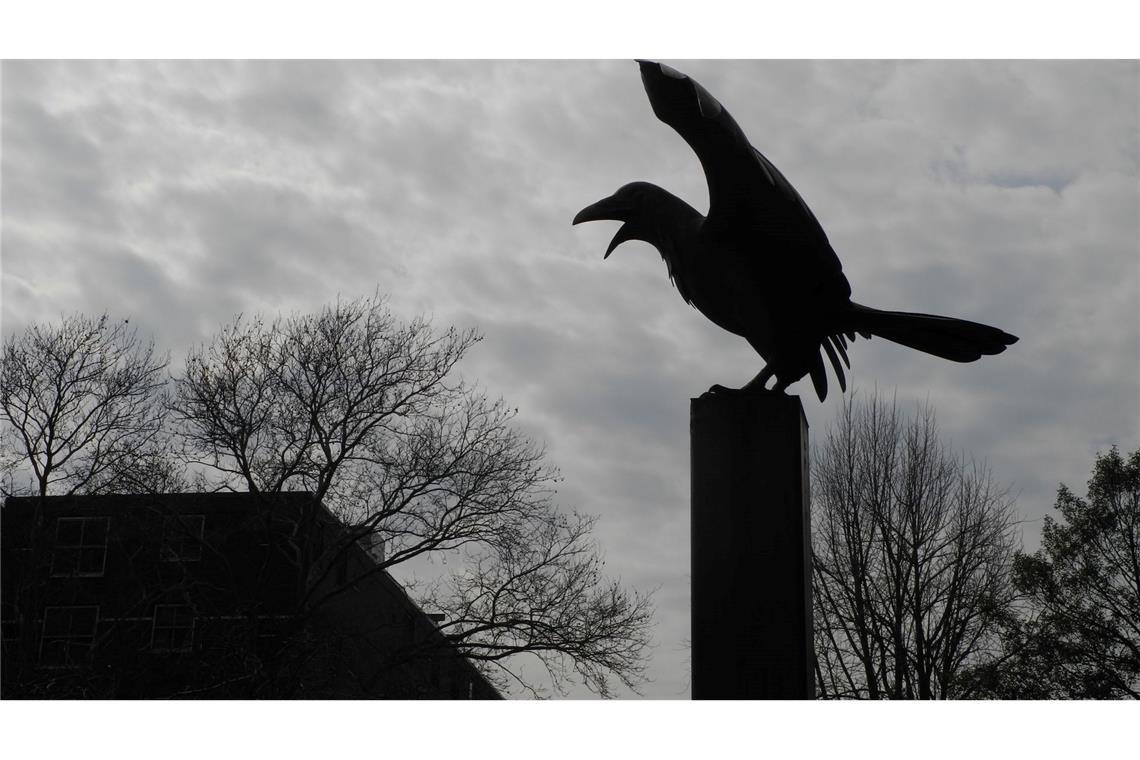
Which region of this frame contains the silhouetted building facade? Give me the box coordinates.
[1,492,500,699]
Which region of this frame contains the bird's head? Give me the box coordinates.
[573,181,688,259]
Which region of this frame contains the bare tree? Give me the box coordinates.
[171,294,653,696]
[1,313,175,692]
[811,391,1019,699]
[0,313,171,498]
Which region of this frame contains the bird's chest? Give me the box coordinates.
[680,248,774,344]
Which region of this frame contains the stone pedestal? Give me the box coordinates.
[690,392,813,699]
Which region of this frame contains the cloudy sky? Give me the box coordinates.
[2,59,1138,699]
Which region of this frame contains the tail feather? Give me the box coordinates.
[829,334,850,368]
[845,303,1018,363]
[809,349,829,401]
[822,337,847,392]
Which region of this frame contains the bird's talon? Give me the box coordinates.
[705,384,738,396]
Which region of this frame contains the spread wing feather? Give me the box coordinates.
[638,61,838,263]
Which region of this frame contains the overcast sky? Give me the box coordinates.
[2,59,1138,699]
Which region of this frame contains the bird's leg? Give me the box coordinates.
[742,365,775,392]
[706,365,780,396]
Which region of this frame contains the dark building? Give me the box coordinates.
[0,492,500,699]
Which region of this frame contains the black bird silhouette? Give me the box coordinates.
[573,61,1018,401]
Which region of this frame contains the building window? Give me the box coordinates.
[40,606,98,666]
[0,600,16,642]
[1,608,18,643]
[51,516,109,577]
[160,515,205,562]
[151,605,194,651]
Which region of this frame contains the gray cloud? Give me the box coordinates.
[3,60,1137,698]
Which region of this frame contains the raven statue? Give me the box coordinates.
[573,61,1018,401]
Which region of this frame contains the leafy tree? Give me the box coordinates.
[812,392,1019,699]
[994,448,1140,698]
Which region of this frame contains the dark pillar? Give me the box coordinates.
[690,392,813,699]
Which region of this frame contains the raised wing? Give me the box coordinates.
[637,60,834,253]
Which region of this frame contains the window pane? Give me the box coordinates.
[41,607,97,665]
[67,641,91,664]
[41,639,67,666]
[56,518,83,546]
[82,517,109,545]
[152,605,194,651]
[171,626,193,650]
[155,606,173,627]
[51,548,79,576]
[78,547,106,575]
[54,518,108,576]
[71,607,97,636]
[43,608,70,637]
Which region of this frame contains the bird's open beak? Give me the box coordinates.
[573,195,636,259]
[573,196,628,226]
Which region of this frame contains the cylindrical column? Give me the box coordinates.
[690,393,813,699]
